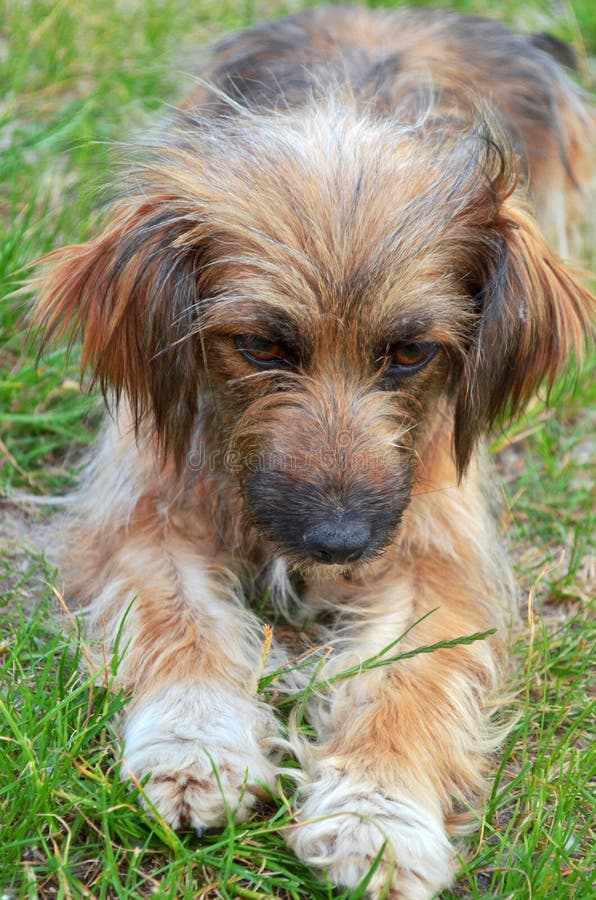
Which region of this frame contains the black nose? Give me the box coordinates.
[303,519,372,564]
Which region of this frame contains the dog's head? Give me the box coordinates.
[33,105,593,570]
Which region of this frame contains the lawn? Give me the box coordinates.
[0,1,594,898]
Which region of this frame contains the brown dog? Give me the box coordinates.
[33,6,594,898]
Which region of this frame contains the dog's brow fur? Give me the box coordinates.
[31,5,594,897]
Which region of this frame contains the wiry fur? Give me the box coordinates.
[32,6,594,898]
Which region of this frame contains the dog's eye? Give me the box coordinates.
[235,335,292,370]
[384,342,439,379]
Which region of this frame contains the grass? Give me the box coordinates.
[0,1,594,897]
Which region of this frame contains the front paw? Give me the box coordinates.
[288,769,457,900]
[121,687,280,832]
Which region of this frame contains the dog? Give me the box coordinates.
[32,5,594,898]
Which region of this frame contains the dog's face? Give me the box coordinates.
[34,106,591,570]
[204,263,451,568]
[197,183,472,567]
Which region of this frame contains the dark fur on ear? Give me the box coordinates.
[32,193,214,465]
[454,191,594,475]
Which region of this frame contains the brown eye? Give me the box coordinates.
[384,342,439,380]
[235,335,291,369]
[391,344,430,366]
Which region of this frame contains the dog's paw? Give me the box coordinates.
[288,769,457,899]
[121,686,280,832]
[129,744,275,832]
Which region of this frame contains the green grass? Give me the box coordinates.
[1,1,594,897]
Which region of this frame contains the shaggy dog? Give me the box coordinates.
[33,6,594,898]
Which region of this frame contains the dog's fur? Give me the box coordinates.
[33,6,594,898]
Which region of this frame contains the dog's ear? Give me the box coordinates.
[453,181,594,477]
[33,195,214,465]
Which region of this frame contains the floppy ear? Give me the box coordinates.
[33,194,214,465]
[453,199,594,476]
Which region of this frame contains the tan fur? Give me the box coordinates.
[32,6,594,898]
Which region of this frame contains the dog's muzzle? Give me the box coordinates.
[245,470,409,566]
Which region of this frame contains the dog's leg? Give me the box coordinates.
[111,544,279,833]
[288,556,507,899]
[64,428,280,832]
